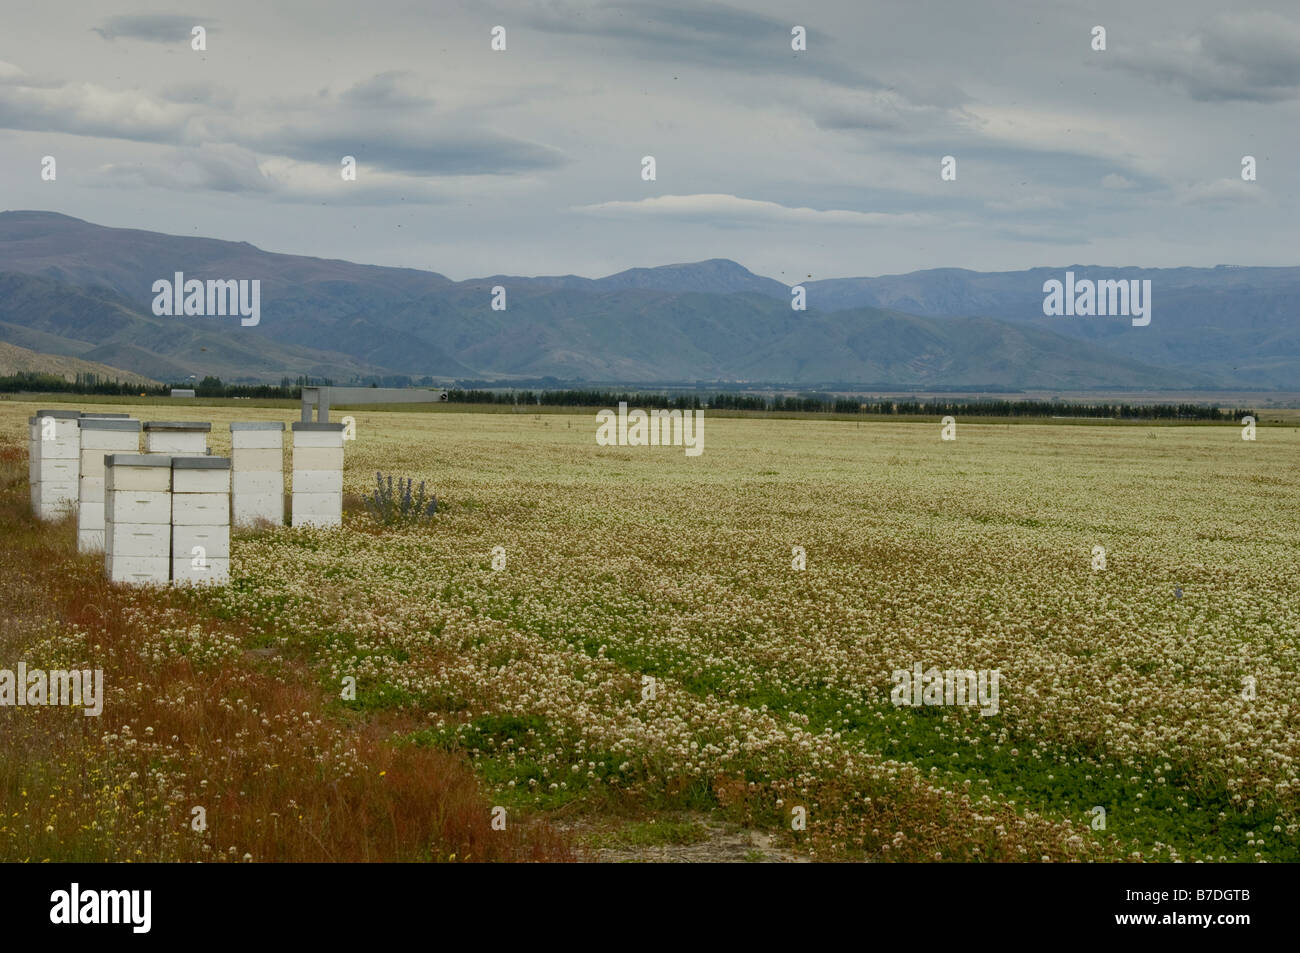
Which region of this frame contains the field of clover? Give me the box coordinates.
[9,401,1298,861]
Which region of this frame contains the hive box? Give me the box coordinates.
[104,454,172,585]
[144,421,211,456]
[293,469,343,495]
[29,410,82,519]
[231,448,281,471]
[230,422,285,527]
[291,423,344,528]
[78,418,141,553]
[232,472,281,495]
[37,457,79,483]
[171,457,231,586]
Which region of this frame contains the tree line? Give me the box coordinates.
[0,372,317,398]
[444,388,1253,420]
[0,372,1255,420]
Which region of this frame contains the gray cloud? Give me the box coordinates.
[0,81,193,143]
[99,144,274,193]
[0,0,1295,278]
[159,82,238,108]
[339,71,438,109]
[521,0,885,90]
[92,14,214,43]
[251,127,567,176]
[96,144,454,205]
[0,70,563,178]
[1114,12,1300,102]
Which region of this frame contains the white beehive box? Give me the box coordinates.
[171,457,231,586]
[29,410,82,519]
[27,418,38,510]
[172,525,231,560]
[232,471,281,495]
[77,418,141,553]
[108,524,171,558]
[293,469,343,494]
[230,422,285,527]
[104,454,172,585]
[291,422,344,528]
[144,421,211,456]
[231,448,281,470]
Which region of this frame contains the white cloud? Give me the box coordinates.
[0,79,197,142]
[986,194,1065,211]
[574,193,935,227]
[96,145,458,205]
[1176,178,1264,207]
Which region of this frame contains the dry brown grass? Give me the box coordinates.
[0,436,572,862]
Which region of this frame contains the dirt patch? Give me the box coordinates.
[563,813,810,863]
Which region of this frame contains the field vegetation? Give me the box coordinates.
[2,399,1298,861]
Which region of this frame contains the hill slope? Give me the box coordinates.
[0,339,156,384]
[0,211,1280,388]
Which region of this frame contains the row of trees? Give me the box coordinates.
[1,373,1254,420]
[444,388,1253,420]
[0,373,321,398]
[0,372,164,395]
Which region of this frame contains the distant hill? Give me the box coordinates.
[798,266,1300,388]
[0,269,397,382]
[0,211,1289,388]
[0,338,156,384]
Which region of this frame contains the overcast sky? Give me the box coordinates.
[2,0,1298,281]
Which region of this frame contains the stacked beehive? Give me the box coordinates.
[291,422,345,528]
[230,422,285,527]
[28,410,82,520]
[143,421,211,456]
[104,454,172,585]
[77,418,142,552]
[171,457,231,586]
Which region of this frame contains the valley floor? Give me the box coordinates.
[3,401,1298,861]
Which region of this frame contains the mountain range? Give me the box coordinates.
[0,210,1295,390]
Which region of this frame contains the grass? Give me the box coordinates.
[0,438,572,862]
[581,818,710,850]
[4,398,1299,862]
